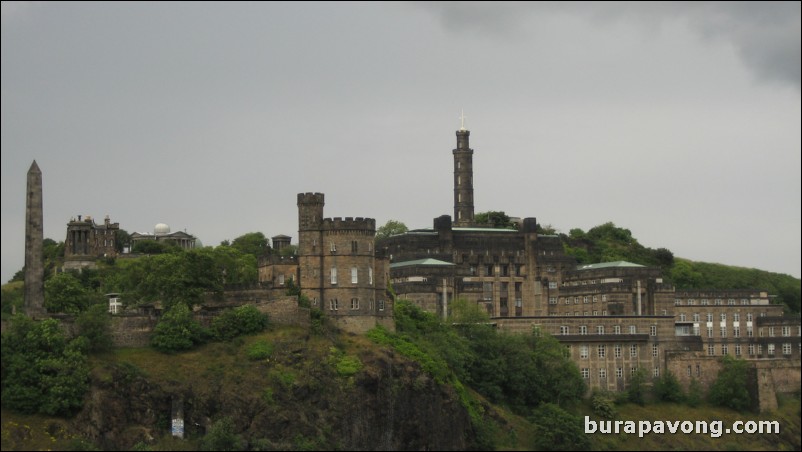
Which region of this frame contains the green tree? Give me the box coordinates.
[1,316,89,415]
[210,305,268,341]
[230,232,269,259]
[530,403,591,451]
[709,355,753,411]
[376,220,408,240]
[45,272,91,314]
[150,303,207,353]
[132,239,178,254]
[76,304,112,352]
[115,229,131,253]
[475,211,516,229]
[628,368,648,405]
[687,377,704,407]
[199,417,243,451]
[653,371,684,403]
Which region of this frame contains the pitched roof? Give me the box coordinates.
[576,261,645,270]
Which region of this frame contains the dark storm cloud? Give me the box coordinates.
[420,1,801,87]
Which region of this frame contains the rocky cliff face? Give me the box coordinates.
[71,335,477,450]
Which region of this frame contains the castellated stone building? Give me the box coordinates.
[63,214,120,271]
[258,194,394,334]
[378,125,801,396]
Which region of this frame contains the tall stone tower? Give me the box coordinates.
[24,160,45,315]
[453,117,475,227]
[297,193,325,303]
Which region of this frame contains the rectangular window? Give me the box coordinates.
[330,267,337,285]
[329,299,339,311]
[769,327,775,337]
[696,364,701,377]
[597,325,604,334]
[734,326,740,337]
[548,281,557,289]
[564,345,571,358]
[378,299,385,311]
[768,343,775,356]
[549,297,557,304]
[631,367,638,376]
[782,326,791,337]
[579,326,587,335]
[614,344,622,358]
[650,325,657,336]
[693,313,700,322]
[583,296,589,304]
[598,345,606,358]
[758,344,763,355]
[720,327,727,338]
[501,265,509,276]
[580,345,588,359]
[747,313,753,322]
[614,325,621,335]
[708,344,715,356]
[581,368,589,379]
[629,325,637,334]
[369,268,373,285]
[735,344,741,356]
[748,344,755,355]
[599,368,607,379]
[330,242,337,252]
[630,344,638,358]
[278,274,285,286]
[560,326,569,335]
[351,267,358,284]
[616,367,623,378]
[486,264,494,276]
[707,313,713,322]
[782,343,792,355]
[720,313,727,322]
[654,367,660,378]
[652,344,658,357]
[351,298,359,310]
[722,344,728,355]
[747,326,753,337]
[351,240,358,253]
[733,313,740,322]
[707,327,713,338]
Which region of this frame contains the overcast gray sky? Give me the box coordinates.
[2,2,800,283]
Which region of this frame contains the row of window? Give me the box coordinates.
[581,367,660,379]
[330,267,373,285]
[550,310,609,316]
[706,343,796,356]
[326,240,373,253]
[574,343,659,359]
[689,325,798,339]
[556,295,609,304]
[559,325,658,336]
[679,312,761,322]
[328,298,386,311]
[675,298,752,306]
[469,265,525,277]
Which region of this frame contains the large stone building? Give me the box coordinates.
[129,223,198,250]
[378,124,801,394]
[259,193,394,334]
[63,214,121,271]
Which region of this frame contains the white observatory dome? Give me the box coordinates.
[154,223,171,235]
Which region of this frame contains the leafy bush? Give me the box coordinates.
[628,368,648,405]
[211,305,268,341]
[76,303,112,352]
[686,377,704,407]
[1,316,89,415]
[530,403,591,451]
[709,355,753,411]
[199,417,243,451]
[654,371,684,403]
[150,303,207,353]
[592,391,617,418]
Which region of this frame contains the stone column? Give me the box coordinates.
[24,161,45,316]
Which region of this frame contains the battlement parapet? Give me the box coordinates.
[321,217,376,232]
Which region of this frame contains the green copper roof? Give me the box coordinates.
[390,258,456,269]
[576,261,645,270]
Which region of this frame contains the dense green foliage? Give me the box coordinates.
[375,220,409,240]
[627,367,648,405]
[199,417,243,451]
[653,371,684,403]
[1,316,89,415]
[210,305,269,341]
[709,355,753,411]
[530,403,591,451]
[131,239,178,254]
[44,272,92,314]
[150,304,207,353]
[370,300,585,414]
[76,304,113,352]
[229,232,269,259]
[474,211,517,229]
[562,222,674,269]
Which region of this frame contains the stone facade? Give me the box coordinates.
[295,193,393,334]
[63,214,120,271]
[377,126,801,398]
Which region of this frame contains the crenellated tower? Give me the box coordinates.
[453,113,475,226]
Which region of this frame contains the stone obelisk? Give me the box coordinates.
[24,160,45,316]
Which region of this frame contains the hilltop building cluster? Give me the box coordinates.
[23,118,801,404]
